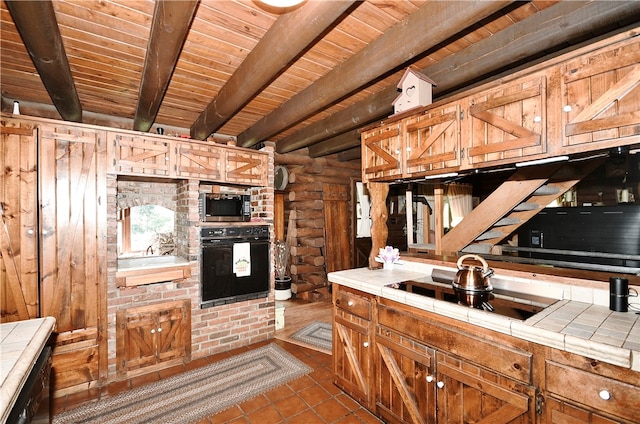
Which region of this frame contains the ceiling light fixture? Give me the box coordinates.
[260,0,305,7]
[515,156,569,168]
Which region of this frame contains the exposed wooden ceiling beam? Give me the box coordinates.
[276,0,640,156]
[5,0,82,122]
[307,129,360,158]
[237,1,512,147]
[190,0,357,140]
[133,0,199,132]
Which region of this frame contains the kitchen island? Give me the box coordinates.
[328,259,640,423]
[0,317,55,423]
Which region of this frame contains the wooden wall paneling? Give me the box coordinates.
[0,120,38,322]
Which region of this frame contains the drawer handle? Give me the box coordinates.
[363,342,369,348]
[426,375,434,383]
[436,381,445,389]
[599,390,611,400]
[348,301,354,306]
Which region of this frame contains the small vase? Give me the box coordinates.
[383,262,394,271]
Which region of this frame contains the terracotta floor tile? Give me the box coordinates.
[273,394,308,418]
[209,405,244,423]
[298,384,332,406]
[264,383,295,403]
[245,404,283,424]
[315,397,351,423]
[286,409,326,424]
[309,365,334,382]
[225,417,250,424]
[335,392,360,410]
[353,408,384,423]
[287,374,316,392]
[321,379,343,396]
[238,393,270,413]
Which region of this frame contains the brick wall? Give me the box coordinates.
[105,144,275,381]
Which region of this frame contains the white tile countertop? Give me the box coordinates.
[328,262,640,372]
[0,317,56,423]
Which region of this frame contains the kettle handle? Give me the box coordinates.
[457,254,489,272]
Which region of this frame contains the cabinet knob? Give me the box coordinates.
[347,300,354,307]
[563,105,572,112]
[157,327,162,333]
[426,375,434,382]
[436,381,444,389]
[363,342,369,348]
[599,390,611,400]
[151,329,156,334]
[27,229,34,235]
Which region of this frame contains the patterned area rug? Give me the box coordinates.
[53,344,311,424]
[290,321,332,354]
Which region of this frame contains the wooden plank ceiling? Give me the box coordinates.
[1,0,639,161]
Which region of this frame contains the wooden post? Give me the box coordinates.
[423,203,430,244]
[434,185,445,255]
[368,182,389,269]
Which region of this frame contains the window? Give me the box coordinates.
[118,205,175,256]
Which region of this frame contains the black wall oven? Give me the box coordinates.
[200,225,270,308]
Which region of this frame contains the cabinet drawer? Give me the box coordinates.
[546,361,640,422]
[334,288,371,320]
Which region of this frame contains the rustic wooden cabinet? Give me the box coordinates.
[405,102,461,176]
[108,130,268,186]
[544,353,640,423]
[116,299,191,378]
[222,149,268,186]
[109,132,174,177]
[376,298,535,424]
[361,121,404,182]
[1,117,109,394]
[360,31,640,183]
[466,73,547,167]
[559,35,640,153]
[333,285,375,408]
[375,324,437,424]
[333,284,640,423]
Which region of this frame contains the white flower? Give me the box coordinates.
[377,245,400,263]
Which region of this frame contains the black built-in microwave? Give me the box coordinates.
[199,193,251,222]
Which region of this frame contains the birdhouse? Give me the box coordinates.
[392,67,437,114]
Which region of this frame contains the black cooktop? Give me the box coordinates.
[386,275,557,320]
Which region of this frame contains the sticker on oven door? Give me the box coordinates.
[233,242,251,277]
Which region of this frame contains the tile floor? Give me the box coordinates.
[52,338,382,424]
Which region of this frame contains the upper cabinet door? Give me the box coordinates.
[467,74,547,167]
[361,122,404,183]
[405,102,461,176]
[110,133,174,177]
[223,149,268,186]
[560,37,640,151]
[176,141,222,180]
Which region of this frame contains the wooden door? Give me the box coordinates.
[38,122,107,392]
[376,326,437,424]
[155,300,191,365]
[436,352,535,424]
[223,149,268,186]
[1,119,39,322]
[323,183,351,273]
[110,132,174,177]
[467,74,547,166]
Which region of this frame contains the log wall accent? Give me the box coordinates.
[278,154,361,300]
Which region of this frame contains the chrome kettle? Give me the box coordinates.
[453,254,494,291]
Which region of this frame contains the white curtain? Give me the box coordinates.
[356,182,371,238]
[447,184,473,227]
